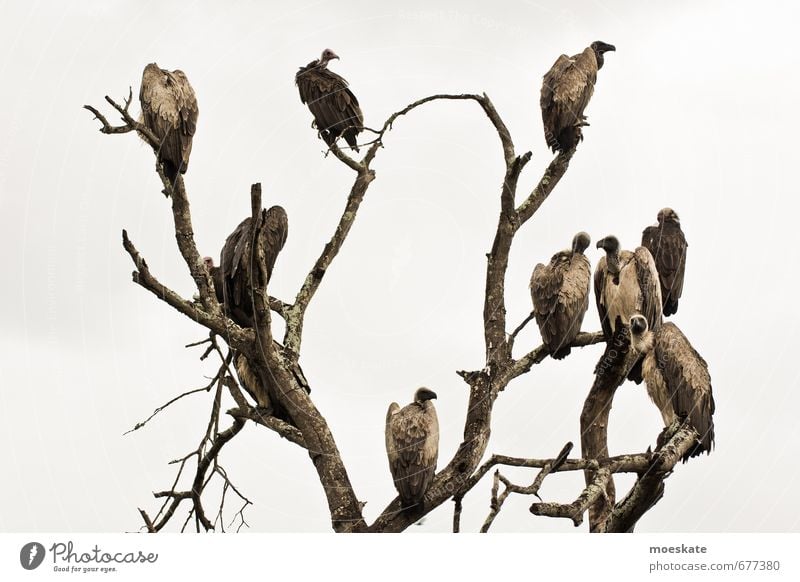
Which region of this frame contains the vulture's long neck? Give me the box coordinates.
[606,250,621,275]
[594,50,604,70]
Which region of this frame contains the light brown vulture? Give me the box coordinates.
[595,235,663,384]
[296,49,364,151]
[219,206,288,329]
[385,387,439,509]
[641,208,688,317]
[630,316,715,461]
[540,41,615,153]
[595,235,662,340]
[530,232,591,359]
[139,63,198,182]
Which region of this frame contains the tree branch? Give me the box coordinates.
[601,423,697,533]
[581,323,638,531]
[227,406,306,448]
[508,331,605,381]
[121,229,251,349]
[530,468,611,527]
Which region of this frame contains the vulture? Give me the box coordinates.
[594,235,662,340]
[218,206,289,329]
[540,41,615,152]
[630,316,715,460]
[213,207,303,421]
[234,345,311,420]
[530,232,592,359]
[385,388,439,509]
[296,49,364,151]
[641,208,688,316]
[139,63,199,182]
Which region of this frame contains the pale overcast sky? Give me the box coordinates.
[1,0,799,533]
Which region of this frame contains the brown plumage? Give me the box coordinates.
[296,49,364,151]
[594,236,662,340]
[595,235,663,384]
[385,388,439,509]
[630,316,715,461]
[641,208,688,317]
[234,352,271,409]
[219,206,288,328]
[233,346,310,424]
[213,207,303,422]
[139,63,198,182]
[540,41,615,152]
[530,232,592,359]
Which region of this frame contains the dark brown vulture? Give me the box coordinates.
[595,235,662,340]
[540,41,615,152]
[214,207,304,421]
[630,316,715,461]
[296,49,364,151]
[219,206,288,329]
[530,232,592,359]
[641,208,688,316]
[385,387,439,509]
[139,63,198,182]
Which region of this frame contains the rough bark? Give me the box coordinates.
[580,322,637,531]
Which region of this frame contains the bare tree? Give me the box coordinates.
[85,80,703,533]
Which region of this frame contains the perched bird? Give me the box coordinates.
[234,352,271,409]
[233,345,311,423]
[219,206,288,328]
[139,63,198,182]
[595,235,663,384]
[641,208,688,316]
[530,232,592,359]
[540,41,615,152]
[214,207,299,422]
[594,235,662,340]
[296,49,364,151]
[630,316,715,461]
[385,388,439,509]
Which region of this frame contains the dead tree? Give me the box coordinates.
[85,78,707,533]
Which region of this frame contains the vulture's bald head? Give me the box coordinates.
[572,231,591,254]
[657,207,680,225]
[629,314,654,353]
[203,256,215,270]
[414,387,437,403]
[319,48,339,66]
[596,235,620,255]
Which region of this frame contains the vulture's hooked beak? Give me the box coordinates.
[596,239,605,250]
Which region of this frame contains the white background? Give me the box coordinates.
[1,0,798,533]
